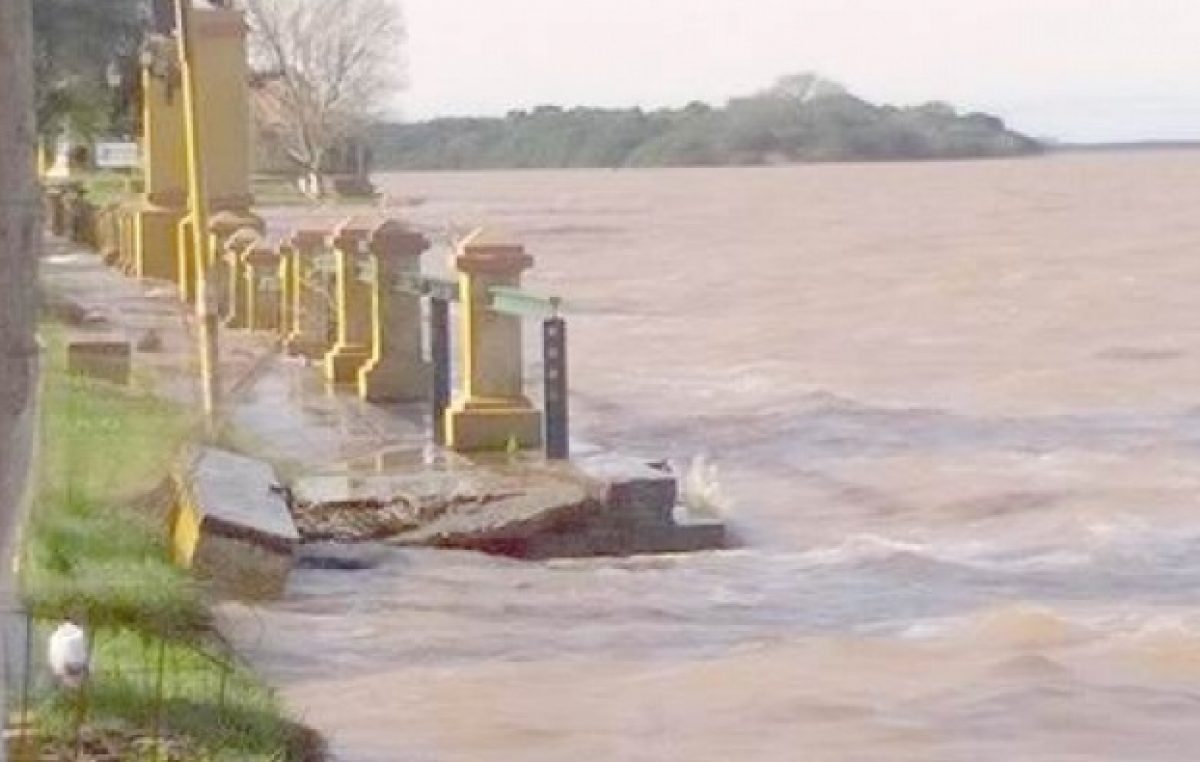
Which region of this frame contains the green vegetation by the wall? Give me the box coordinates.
[372,73,1042,171]
[17,332,301,760]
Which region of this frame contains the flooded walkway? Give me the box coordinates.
[45,151,1200,760]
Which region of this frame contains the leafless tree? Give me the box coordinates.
[241,0,404,197]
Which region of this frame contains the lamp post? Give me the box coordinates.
[173,0,220,430]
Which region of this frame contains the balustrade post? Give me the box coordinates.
[323,219,374,385]
[222,227,260,329]
[282,229,334,360]
[445,229,543,451]
[208,210,262,320]
[358,219,431,402]
[243,239,282,333]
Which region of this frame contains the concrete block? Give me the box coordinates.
[171,448,299,600]
[67,338,132,385]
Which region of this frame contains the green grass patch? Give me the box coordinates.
[19,329,302,759]
[78,171,139,206]
[36,628,293,761]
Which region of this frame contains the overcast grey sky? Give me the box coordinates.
[399,0,1199,143]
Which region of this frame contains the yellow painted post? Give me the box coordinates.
[188,7,253,214]
[177,0,256,425]
[358,220,431,402]
[97,203,120,266]
[208,210,263,320]
[222,227,261,330]
[243,239,281,333]
[119,206,138,274]
[277,240,297,340]
[176,214,197,302]
[323,219,374,385]
[283,229,335,359]
[445,229,543,451]
[134,36,187,282]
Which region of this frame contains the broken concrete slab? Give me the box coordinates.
[287,451,726,559]
[171,448,300,600]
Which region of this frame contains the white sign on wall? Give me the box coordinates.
[94,142,140,169]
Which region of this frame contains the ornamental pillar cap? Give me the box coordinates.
[455,228,532,276]
[225,226,261,255]
[331,216,374,251]
[289,228,329,250]
[243,237,281,266]
[369,218,430,258]
[209,209,262,237]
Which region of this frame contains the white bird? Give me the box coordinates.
[47,622,90,689]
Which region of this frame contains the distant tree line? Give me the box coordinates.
[371,74,1043,171]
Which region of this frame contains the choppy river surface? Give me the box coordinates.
[230,151,1200,760]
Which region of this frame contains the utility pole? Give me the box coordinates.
[174,0,220,430]
[0,0,40,753]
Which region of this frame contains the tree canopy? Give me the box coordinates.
[32,0,144,140]
[371,74,1043,171]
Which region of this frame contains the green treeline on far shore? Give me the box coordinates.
[370,73,1043,171]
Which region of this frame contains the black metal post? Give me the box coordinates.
[430,297,451,446]
[543,317,569,460]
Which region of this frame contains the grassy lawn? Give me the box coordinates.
[17,334,303,760]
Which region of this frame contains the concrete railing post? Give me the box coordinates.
[282,229,334,359]
[118,206,138,274]
[222,227,260,329]
[177,215,197,302]
[207,210,262,320]
[323,219,373,385]
[97,203,121,266]
[243,238,282,333]
[358,219,431,402]
[445,229,543,451]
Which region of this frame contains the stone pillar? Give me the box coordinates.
[190,7,254,214]
[97,203,121,266]
[222,227,260,329]
[358,220,431,402]
[445,229,543,451]
[323,220,374,384]
[177,215,197,302]
[134,36,187,282]
[119,207,138,274]
[243,238,282,333]
[277,240,297,340]
[283,229,335,360]
[208,210,263,320]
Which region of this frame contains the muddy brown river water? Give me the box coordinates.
[230,151,1200,760]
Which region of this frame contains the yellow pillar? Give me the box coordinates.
[283,229,335,360]
[97,203,120,266]
[358,220,431,402]
[208,210,263,320]
[324,220,374,385]
[445,229,543,451]
[134,36,187,282]
[277,240,295,339]
[222,227,261,330]
[190,7,253,213]
[243,239,282,333]
[177,215,197,302]
[135,6,253,297]
[119,206,138,274]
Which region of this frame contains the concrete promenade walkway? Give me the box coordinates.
[40,236,435,473]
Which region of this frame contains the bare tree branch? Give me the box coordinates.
[241,0,403,197]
